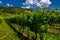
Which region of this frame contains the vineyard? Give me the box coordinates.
[0,7,60,40]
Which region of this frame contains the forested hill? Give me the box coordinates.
[0,6,60,14]
[0,6,60,40]
[0,6,32,14]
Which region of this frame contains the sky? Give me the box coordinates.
[0,0,60,9]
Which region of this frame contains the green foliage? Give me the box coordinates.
[3,8,60,40]
[0,18,2,24]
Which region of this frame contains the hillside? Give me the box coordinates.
[0,7,60,40]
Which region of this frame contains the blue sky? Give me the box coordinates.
[0,0,60,9]
[50,0,60,8]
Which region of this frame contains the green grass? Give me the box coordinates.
[0,19,20,40]
[43,33,60,40]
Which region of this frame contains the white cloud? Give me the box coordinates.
[7,3,13,7]
[0,1,2,4]
[7,3,10,6]
[22,0,52,9]
[22,6,31,9]
[40,0,52,8]
[23,0,34,5]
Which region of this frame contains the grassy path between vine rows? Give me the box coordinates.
[0,19,20,40]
